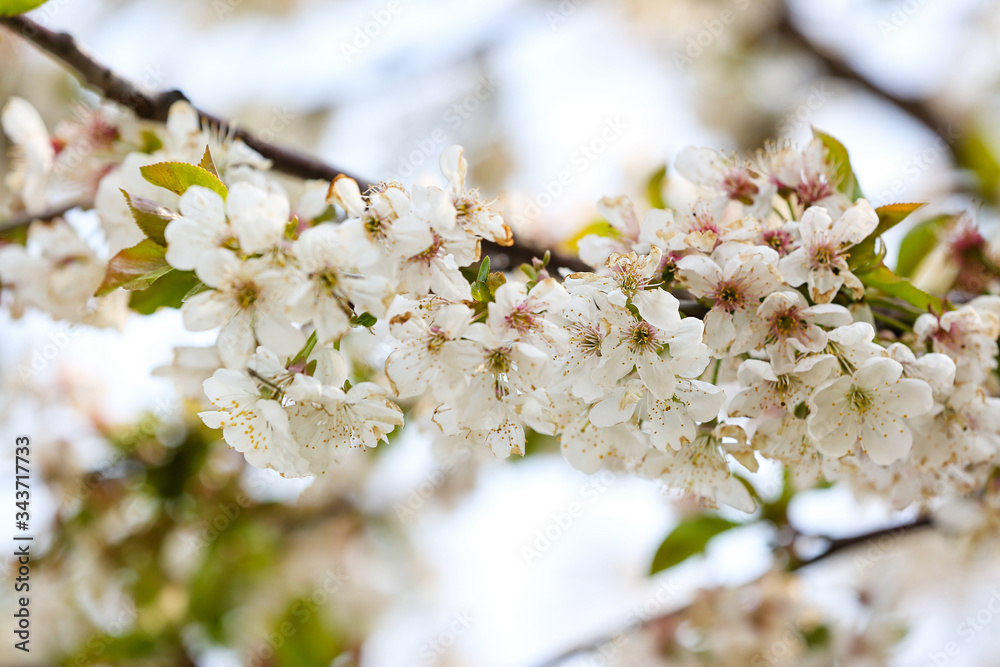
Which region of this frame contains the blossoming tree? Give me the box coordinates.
[3,4,1000,666]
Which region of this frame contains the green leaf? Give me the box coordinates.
[896,214,954,277]
[564,219,616,253]
[471,281,491,303]
[647,165,667,209]
[649,515,740,575]
[139,128,163,154]
[96,239,171,296]
[803,624,831,649]
[477,256,491,283]
[140,162,227,199]
[127,270,200,314]
[813,129,864,201]
[351,312,377,328]
[956,130,1000,201]
[290,330,318,366]
[856,263,942,312]
[849,202,925,272]
[486,271,507,296]
[199,146,219,178]
[121,189,177,246]
[271,598,344,667]
[873,202,925,238]
[0,0,49,16]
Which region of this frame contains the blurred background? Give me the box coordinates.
[2,0,1000,665]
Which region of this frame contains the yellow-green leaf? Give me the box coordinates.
[564,219,616,253]
[896,214,954,277]
[813,129,864,201]
[647,164,667,209]
[850,202,925,272]
[0,0,49,16]
[650,515,740,575]
[127,270,201,314]
[96,239,171,296]
[140,162,227,200]
[199,146,219,178]
[857,263,942,312]
[956,131,1000,202]
[121,189,177,247]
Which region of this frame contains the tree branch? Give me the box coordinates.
[0,15,586,271]
[777,9,952,149]
[0,201,81,232]
[529,515,933,667]
[0,15,366,186]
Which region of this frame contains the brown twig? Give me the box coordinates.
[0,201,81,232]
[0,15,587,271]
[0,15,366,186]
[529,515,932,667]
[777,10,953,149]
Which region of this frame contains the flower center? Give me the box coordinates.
[363,211,388,242]
[762,229,793,256]
[612,264,645,298]
[796,174,834,205]
[714,281,743,311]
[316,268,339,295]
[427,326,448,353]
[690,209,720,235]
[722,169,759,203]
[772,307,802,338]
[570,324,602,356]
[234,280,259,309]
[811,244,839,268]
[627,321,660,354]
[453,193,481,225]
[505,304,537,334]
[486,347,512,374]
[409,234,444,266]
[848,385,873,414]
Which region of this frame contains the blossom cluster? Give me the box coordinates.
[3,98,1000,514]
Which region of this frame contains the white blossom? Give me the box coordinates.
[778,200,878,303]
[289,223,391,343]
[678,247,782,355]
[199,348,309,477]
[286,349,403,474]
[807,357,933,465]
[182,251,304,368]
